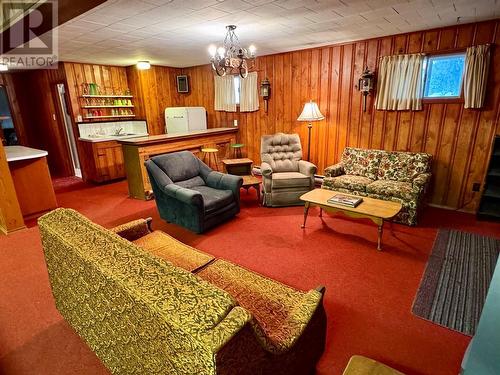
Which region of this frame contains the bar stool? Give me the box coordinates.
[230,143,244,158]
[201,147,219,171]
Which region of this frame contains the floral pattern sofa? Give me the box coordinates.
[39,208,327,375]
[322,147,432,225]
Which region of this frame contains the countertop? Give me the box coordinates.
[117,127,238,146]
[79,133,149,143]
[5,146,48,162]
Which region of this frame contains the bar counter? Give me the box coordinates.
[5,146,57,219]
[118,127,238,200]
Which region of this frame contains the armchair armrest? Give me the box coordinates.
[324,163,345,177]
[163,184,203,207]
[203,306,253,353]
[260,162,273,177]
[412,172,432,195]
[110,218,152,241]
[298,160,317,177]
[255,289,324,355]
[206,171,243,198]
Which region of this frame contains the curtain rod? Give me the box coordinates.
[377,43,493,59]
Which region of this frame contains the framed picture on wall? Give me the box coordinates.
[176,75,189,93]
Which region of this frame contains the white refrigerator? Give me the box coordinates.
[164,107,207,134]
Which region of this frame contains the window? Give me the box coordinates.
[423,53,465,99]
[233,75,240,105]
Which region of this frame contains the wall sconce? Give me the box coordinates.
[358,67,374,111]
[260,77,270,113]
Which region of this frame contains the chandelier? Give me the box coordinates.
[208,25,256,78]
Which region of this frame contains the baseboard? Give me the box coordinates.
[427,203,476,214]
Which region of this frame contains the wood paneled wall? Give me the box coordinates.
[10,67,74,177]
[162,20,499,212]
[0,73,28,146]
[63,62,132,122]
[9,62,133,178]
[126,65,181,135]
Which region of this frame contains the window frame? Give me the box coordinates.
[422,49,466,104]
[233,75,241,106]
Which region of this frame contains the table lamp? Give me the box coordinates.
[297,100,324,161]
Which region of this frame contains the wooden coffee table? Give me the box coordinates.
[300,189,402,250]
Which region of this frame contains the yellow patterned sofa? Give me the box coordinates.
[39,208,326,375]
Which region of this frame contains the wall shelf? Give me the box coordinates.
[84,115,136,119]
[82,105,135,109]
[82,95,133,98]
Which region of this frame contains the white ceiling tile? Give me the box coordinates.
[212,0,254,13]
[56,0,500,67]
[180,0,220,10]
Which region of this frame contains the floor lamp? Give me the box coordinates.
[297,100,325,161]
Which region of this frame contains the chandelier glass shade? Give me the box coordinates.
[209,25,256,78]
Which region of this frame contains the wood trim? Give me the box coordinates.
[118,127,238,146]
[0,142,25,234]
[0,0,106,54]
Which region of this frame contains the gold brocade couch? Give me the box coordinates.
[38,208,327,375]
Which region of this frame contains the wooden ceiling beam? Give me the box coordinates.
[0,0,106,54]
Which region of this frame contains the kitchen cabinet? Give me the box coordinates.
[79,140,125,183]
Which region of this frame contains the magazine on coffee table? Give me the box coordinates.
[327,194,363,207]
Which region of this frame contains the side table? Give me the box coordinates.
[222,158,253,176]
[242,175,261,203]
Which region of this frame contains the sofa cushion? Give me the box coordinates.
[377,151,432,182]
[366,180,415,201]
[341,147,383,180]
[196,259,314,353]
[176,176,206,189]
[190,185,234,213]
[323,175,374,192]
[133,230,214,272]
[151,151,200,183]
[272,172,311,189]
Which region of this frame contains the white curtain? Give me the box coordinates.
[375,53,425,111]
[214,75,236,112]
[240,71,259,112]
[463,44,490,109]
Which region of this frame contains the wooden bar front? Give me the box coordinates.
[119,127,238,200]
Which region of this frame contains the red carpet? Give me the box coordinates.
[1,178,499,375]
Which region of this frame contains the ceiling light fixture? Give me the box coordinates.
[136,61,151,70]
[0,64,8,72]
[208,25,256,78]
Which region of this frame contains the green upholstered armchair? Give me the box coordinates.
[145,151,243,233]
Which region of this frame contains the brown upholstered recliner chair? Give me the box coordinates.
[261,133,317,207]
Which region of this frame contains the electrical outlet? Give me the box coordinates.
[472,183,481,192]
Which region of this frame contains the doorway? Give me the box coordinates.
[55,83,81,178]
[0,85,18,146]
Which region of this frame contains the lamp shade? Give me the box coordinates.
[297,101,324,121]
